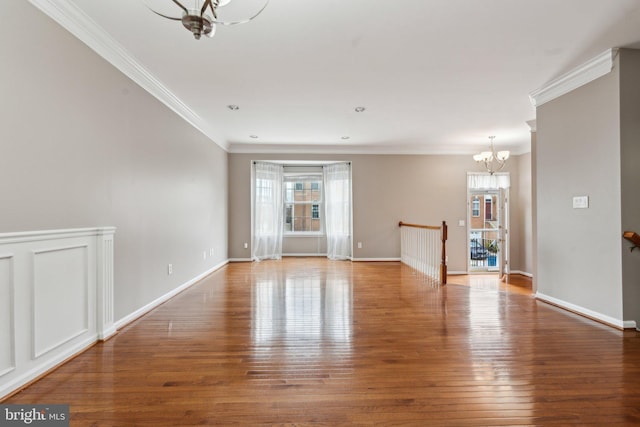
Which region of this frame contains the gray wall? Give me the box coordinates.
[229,153,531,274]
[536,55,624,320]
[512,152,533,275]
[620,49,640,323]
[1,2,228,321]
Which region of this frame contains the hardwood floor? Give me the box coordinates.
[4,259,640,426]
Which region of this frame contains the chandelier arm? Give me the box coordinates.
[148,8,182,20]
[202,0,217,19]
[201,0,211,16]
[212,0,270,25]
[171,0,189,13]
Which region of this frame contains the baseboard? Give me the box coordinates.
[352,257,401,262]
[114,260,229,330]
[229,258,252,262]
[510,270,533,277]
[446,271,467,275]
[535,292,636,330]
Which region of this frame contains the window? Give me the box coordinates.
[284,176,322,233]
[472,199,480,217]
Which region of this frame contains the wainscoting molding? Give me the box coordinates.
[0,227,115,400]
[535,291,636,330]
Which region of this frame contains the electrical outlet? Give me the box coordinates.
[209,248,214,257]
[168,264,173,275]
[357,242,362,249]
[203,251,207,260]
[244,242,248,249]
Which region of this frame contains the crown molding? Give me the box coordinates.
[27,0,229,151]
[526,120,537,132]
[529,48,618,107]
[227,142,531,156]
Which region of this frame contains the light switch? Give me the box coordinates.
[573,196,589,209]
[458,220,465,227]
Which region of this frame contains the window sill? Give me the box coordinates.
[284,233,325,238]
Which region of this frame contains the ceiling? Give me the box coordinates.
[31,0,640,155]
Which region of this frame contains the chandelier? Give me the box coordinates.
[473,136,510,175]
[149,0,269,40]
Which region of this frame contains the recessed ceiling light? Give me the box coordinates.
[227,105,239,111]
[249,135,259,139]
[354,106,366,112]
[341,136,350,140]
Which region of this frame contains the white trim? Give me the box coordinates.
[529,49,618,107]
[510,270,533,278]
[27,0,228,152]
[0,335,96,400]
[230,143,531,156]
[0,227,116,244]
[229,258,252,262]
[114,260,228,330]
[535,292,635,330]
[446,271,467,275]
[352,258,401,262]
[526,120,537,132]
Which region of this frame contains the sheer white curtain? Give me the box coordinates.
[324,163,352,260]
[252,162,284,261]
[467,172,510,189]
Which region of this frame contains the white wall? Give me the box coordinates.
[0,2,228,321]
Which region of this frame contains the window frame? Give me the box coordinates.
[283,173,324,236]
[472,199,480,217]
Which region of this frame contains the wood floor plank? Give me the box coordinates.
[3,259,640,425]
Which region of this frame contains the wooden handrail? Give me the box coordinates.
[398,221,441,231]
[399,220,448,285]
[623,231,640,252]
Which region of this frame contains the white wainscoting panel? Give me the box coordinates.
[33,245,90,359]
[0,227,115,400]
[0,255,15,377]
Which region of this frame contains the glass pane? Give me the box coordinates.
[291,204,322,232]
[285,205,292,231]
[284,182,294,203]
[284,178,322,233]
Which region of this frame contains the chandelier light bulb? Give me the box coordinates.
[497,151,510,161]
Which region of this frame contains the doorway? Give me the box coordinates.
[467,174,509,276]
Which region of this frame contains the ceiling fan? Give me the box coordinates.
[149,0,269,40]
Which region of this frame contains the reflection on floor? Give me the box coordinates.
[448,273,532,296]
[5,259,639,426]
